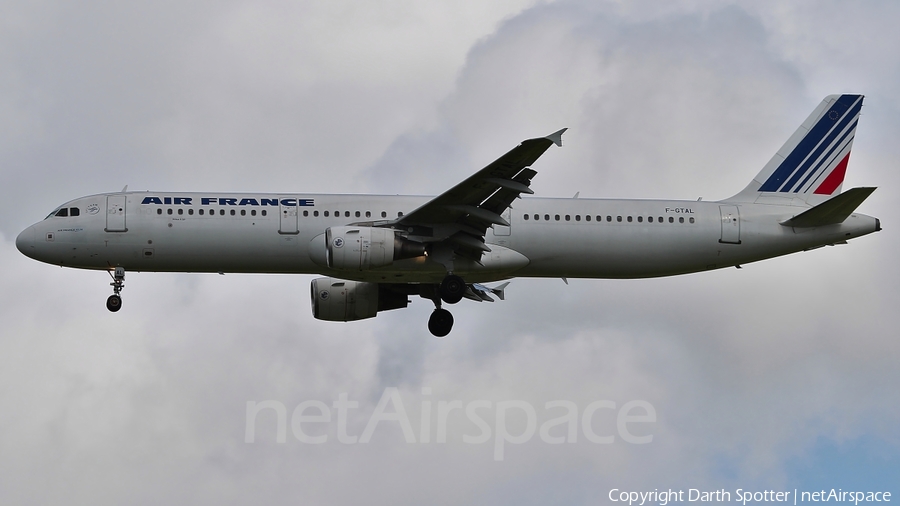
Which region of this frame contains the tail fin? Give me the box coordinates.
[726,94,864,206]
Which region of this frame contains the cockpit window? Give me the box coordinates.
[45,206,80,219]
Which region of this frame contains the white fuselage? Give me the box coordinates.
[16,191,880,283]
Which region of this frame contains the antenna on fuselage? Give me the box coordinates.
[121,185,128,193]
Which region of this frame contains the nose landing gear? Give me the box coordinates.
[106,267,125,312]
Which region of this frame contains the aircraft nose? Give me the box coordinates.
[16,226,35,257]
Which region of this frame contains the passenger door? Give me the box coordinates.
[106,195,127,232]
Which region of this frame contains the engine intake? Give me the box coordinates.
[325,226,426,271]
[310,277,409,322]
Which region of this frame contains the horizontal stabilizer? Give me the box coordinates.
[781,187,876,228]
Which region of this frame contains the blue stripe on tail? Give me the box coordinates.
[758,94,862,192]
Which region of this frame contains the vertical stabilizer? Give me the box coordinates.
[725,94,864,206]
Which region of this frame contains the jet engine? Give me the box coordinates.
[310,277,409,322]
[323,226,426,271]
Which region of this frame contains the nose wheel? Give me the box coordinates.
[106,294,122,312]
[106,267,125,312]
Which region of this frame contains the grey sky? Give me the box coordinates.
[1,1,898,504]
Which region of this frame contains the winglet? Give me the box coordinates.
[490,282,510,301]
[545,128,567,147]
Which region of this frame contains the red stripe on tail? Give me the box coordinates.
[814,152,851,195]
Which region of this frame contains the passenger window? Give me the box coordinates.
[355,211,360,218]
[616,216,622,222]
[55,208,69,217]
[157,209,162,215]
[252,210,257,216]
[555,215,560,221]
[658,216,663,222]
[637,216,643,223]
[398,212,403,217]
[188,209,194,215]
[607,216,612,222]
[303,210,308,217]
[241,209,246,216]
[261,210,267,216]
[70,207,80,216]
[381,211,387,218]
[230,209,236,216]
[167,209,173,215]
[314,211,319,217]
[523,214,529,220]
[199,209,204,216]
[627,216,632,222]
[365,211,371,218]
[679,217,684,223]
[565,215,570,221]
[544,214,550,221]
[648,216,653,223]
[345,211,350,217]
[178,208,183,215]
[220,209,225,216]
[324,211,329,217]
[689,217,695,223]
[669,217,674,223]
[584,215,589,222]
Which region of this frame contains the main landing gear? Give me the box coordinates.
[428,274,466,337]
[106,266,125,312]
[439,274,465,304]
[428,306,454,338]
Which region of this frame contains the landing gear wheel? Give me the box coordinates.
[106,294,122,312]
[428,308,454,337]
[439,274,465,304]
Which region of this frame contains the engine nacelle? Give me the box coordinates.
[310,277,409,322]
[324,226,425,271]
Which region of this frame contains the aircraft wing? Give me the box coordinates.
[394,128,566,259]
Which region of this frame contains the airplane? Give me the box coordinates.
[16,94,881,337]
